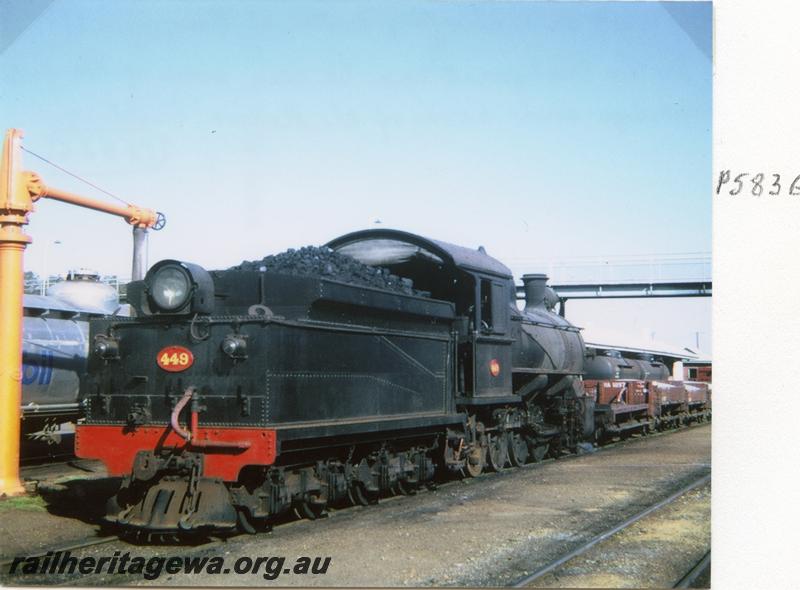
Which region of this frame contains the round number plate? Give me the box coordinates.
[156,346,194,372]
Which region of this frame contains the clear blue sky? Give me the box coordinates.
[0,0,712,353]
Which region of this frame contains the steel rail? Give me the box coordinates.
[511,473,712,587]
[673,549,711,588]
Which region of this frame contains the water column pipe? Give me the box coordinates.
[0,128,163,496]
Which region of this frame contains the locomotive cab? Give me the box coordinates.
[328,229,516,400]
[329,230,592,463]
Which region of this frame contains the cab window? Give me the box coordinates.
[479,279,508,334]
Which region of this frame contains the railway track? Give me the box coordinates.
[674,550,711,588]
[2,423,709,583]
[0,537,118,573]
[510,473,711,588]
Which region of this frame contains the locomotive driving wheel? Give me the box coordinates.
[508,432,529,467]
[487,432,509,471]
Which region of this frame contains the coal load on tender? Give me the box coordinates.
[230,245,428,297]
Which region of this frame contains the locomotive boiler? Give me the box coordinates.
[75,229,592,536]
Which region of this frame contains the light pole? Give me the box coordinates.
[39,239,61,295]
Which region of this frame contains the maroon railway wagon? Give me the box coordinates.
[584,350,711,442]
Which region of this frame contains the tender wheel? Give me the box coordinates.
[393,480,415,496]
[487,433,509,471]
[593,426,606,445]
[462,443,486,478]
[237,508,258,534]
[508,432,529,467]
[348,483,378,506]
[528,440,550,462]
[294,499,326,520]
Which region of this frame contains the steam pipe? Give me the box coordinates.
[170,386,251,449]
[170,387,195,442]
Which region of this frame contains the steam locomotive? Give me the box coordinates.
[73,229,708,537]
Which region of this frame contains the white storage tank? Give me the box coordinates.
[47,269,120,315]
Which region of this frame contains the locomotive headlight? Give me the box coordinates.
[128,259,214,316]
[150,265,192,311]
